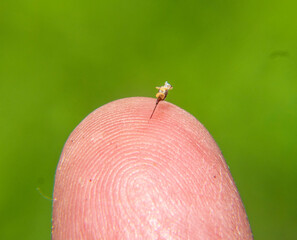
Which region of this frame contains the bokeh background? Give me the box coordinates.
[1,0,296,239]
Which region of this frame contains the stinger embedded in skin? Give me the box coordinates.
[150,81,173,119]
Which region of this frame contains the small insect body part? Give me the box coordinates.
[150,81,173,119]
[149,99,160,120]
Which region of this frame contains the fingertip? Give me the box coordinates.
[52,97,252,239]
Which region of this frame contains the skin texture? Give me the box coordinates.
[52,97,253,239]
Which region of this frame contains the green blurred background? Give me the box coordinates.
[0,0,296,239]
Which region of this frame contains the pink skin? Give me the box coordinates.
[52,97,253,239]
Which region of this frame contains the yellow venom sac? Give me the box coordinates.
[156,92,166,100]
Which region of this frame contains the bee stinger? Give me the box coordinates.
[150,81,173,119]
